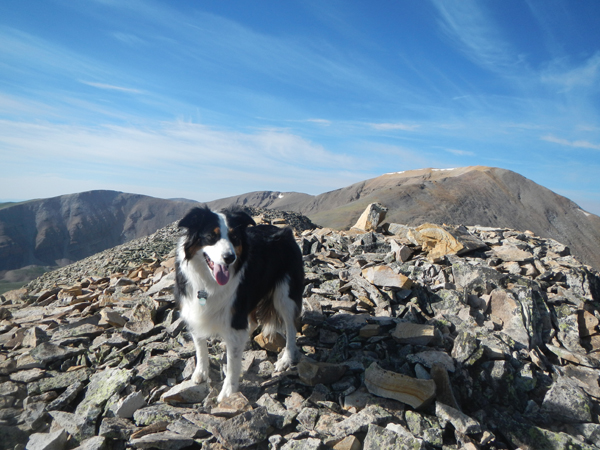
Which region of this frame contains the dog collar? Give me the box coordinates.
[197,290,208,306]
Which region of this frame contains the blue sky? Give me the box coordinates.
[1,1,600,215]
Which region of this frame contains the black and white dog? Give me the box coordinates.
[174,206,304,401]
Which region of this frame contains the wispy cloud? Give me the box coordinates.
[111,31,147,47]
[80,81,144,94]
[305,119,332,126]
[431,0,519,73]
[0,118,373,199]
[541,134,600,151]
[445,148,476,156]
[369,122,420,132]
[0,27,112,82]
[541,52,600,92]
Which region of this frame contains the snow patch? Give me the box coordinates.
[278,194,284,199]
[578,209,591,217]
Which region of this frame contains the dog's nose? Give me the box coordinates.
[223,253,236,265]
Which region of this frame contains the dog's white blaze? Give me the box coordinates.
[202,213,236,268]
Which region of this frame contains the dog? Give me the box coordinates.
[174,205,304,401]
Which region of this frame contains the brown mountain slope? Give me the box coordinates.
[0,190,195,272]
[206,190,313,211]
[209,166,600,271]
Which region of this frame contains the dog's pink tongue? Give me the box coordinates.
[213,264,230,286]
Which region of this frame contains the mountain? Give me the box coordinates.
[0,190,195,273]
[207,166,600,272]
[2,166,599,284]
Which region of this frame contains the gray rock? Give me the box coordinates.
[108,390,146,418]
[541,376,593,423]
[166,417,206,439]
[330,404,393,439]
[491,409,597,450]
[488,288,530,348]
[256,393,296,429]
[27,368,91,396]
[435,402,481,434]
[182,412,225,437]
[129,431,194,450]
[25,429,68,450]
[134,354,178,380]
[98,416,137,440]
[10,368,45,383]
[407,350,455,372]
[296,407,319,431]
[133,404,198,427]
[74,367,131,439]
[297,358,348,386]
[19,401,48,432]
[160,379,209,404]
[213,407,271,449]
[46,381,85,411]
[364,424,421,450]
[71,436,107,450]
[29,342,84,366]
[48,410,95,443]
[280,437,324,450]
[451,330,483,366]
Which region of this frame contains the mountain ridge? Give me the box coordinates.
[1,166,599,292]
[207,166,600,271]
[0,190,194,273]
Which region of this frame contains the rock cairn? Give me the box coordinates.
[1,205,600,450]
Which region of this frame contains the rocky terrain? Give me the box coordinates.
[1,205,600,450]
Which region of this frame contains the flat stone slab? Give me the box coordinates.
[160,380,209,404]
[365,363,436,409]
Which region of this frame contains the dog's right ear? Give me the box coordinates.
[178,205,211,230]
[224,207,256,230]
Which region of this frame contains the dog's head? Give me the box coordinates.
[178,206,255,286]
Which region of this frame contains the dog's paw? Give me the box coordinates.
[217,381,236,403]
[191,367,209,384]
[274,349,297,372]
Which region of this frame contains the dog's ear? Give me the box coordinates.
[225,207,256,230]
[178,205,211,229]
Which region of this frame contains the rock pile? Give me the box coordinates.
[1,205,600,450]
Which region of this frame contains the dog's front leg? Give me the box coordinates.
[218,329,248,402]
[191,334,209,384]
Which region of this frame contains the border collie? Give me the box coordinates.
[174,206,304,401]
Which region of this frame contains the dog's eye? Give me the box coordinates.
[206,232,219,245]
[229,232,240,245]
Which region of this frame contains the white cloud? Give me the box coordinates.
[79,81,144,94]
[542,53,600,92]
[305,119,332,126]
[0,119,372,200]
[445,148,476,156]
[111,31,147,47]
[431,0,518,73]
[541,134,600,151]
[369,122,420,132]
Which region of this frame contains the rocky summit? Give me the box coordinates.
[1,205,600,450]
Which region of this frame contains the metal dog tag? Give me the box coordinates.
[197,290,208,306]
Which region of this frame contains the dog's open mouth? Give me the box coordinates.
[204,253,230,286]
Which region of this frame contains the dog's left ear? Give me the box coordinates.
[178,205,212,230]
[225,208,256,229]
